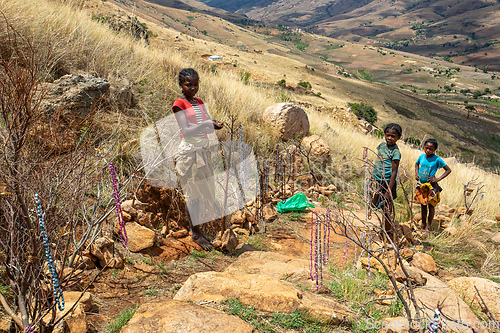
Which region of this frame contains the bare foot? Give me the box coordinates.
[422,229,430,239]
[191,227,213,251]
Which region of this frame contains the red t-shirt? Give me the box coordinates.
[172,97,210,138]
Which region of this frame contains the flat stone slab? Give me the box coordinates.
[173,270,353,324]
[225,251,326,291]
[410,269,487,333]
[120,300,257,333]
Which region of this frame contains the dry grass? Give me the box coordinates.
[307,109,500,216]
[2,0,499,218]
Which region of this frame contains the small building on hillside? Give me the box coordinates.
[208,55,223,61]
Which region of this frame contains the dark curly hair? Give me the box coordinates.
[424,138,438,149]
[178,68,199,86]
[384,123,402,137]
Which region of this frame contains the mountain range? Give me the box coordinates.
[194,0,500,69]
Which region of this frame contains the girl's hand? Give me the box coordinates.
[428,176,438,183]
[212,120,224,130]
[415,175,419,181]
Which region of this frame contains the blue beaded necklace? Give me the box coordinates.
[35,193,64,311]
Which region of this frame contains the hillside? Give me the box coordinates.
[1,1,500,332]
[195,0,500,70]
[83,0,500,167]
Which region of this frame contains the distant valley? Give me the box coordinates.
[195,0,500,70]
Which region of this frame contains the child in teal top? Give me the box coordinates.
[415,138,451,234]
[371,123,402,242]
[372,123,402,206]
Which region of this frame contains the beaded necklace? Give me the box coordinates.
[110,163,128,247]
[35,193,64,311]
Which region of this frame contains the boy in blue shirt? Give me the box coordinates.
[415,139,452,234]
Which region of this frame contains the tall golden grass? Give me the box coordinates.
[1,0,499,217]
[308,110,500,217]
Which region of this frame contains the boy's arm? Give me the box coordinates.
[436,165,451,182]
[414,162,420,181]
[428,165,451,183]
[388,159,400,191]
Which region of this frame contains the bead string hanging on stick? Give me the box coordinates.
[35,193,65,312]
[310,211,330,290]
[257,159,265,233]
[281,152,287,199]
[363,147,369,223]
[428,309,440,333]
[367,229,372,276]
[274,144,279,183]
[110,163,128,247]
[263,160,270,233]
[25,326,34,333]
[290,149,295,194]
[343,227,350,264]
[323,209,330,266]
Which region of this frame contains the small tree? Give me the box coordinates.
[348,102,378,125]
[0,19,131,332]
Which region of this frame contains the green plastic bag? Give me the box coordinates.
[277,192,315,213]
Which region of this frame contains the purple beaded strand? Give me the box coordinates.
[110,163,127,247]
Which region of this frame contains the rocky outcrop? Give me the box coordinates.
[93,15,151,42]
[40,74,110,118]
[225,252,326,292]
[263,103,310,140]
[35,74,110,153]
[301,135,330,163]
[447,277,500,320]
[173,271,353,324]
[121,300,257,333]
[411,269,486,333]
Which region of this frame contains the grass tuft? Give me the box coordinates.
[221,298,326,332]
[106,305,139,333]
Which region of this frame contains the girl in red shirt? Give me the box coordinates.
[173,68,223,250]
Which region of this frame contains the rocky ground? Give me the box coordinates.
[64,198,500,333]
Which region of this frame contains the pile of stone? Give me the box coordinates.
[229,210,260,236]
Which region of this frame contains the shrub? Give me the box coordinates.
[297,80,312,90]
[277,78,286,87]
[404,137,421,146]
[348,102,378,124]
[240,70,251,84]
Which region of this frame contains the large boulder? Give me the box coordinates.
[121,300,256,332]
[173,271,353,324]
[263,103,310,140]
[40,74,110,118]
[224,251,326,292]
[35,74,110,153]
[446,277,500,320]
[301,135,331,163]
[410,269,486,333]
